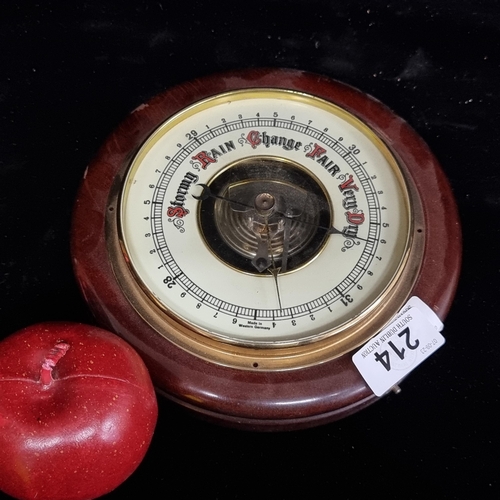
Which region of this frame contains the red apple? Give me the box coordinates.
[0,322,158,500]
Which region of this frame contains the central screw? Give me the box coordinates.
[254,192,275,215]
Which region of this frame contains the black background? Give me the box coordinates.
[1,1,499,499]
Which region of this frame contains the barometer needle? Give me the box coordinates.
[281,212,291,273]
[326,225,369,242]
[265,224,283,310]
[192,183,254,209]
[269,266,283,310]
[192,183,370,242]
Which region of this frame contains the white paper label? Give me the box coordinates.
[395,296,444,332]
[352,301,445,396]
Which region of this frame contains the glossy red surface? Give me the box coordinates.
[0,322,158,500]
[71,69,461,430]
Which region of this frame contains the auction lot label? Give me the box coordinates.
[353,300,445,396]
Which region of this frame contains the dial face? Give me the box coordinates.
[119,89,411,348]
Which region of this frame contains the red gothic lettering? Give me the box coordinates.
[339,174,359,192]
[345,211,365,225]
[192,151,216,169]
[246,131,261,149]
[305,143,326,159]
[167,206,189,218]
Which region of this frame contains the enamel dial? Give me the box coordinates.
[72,69,461,429]
[120,90,411,356]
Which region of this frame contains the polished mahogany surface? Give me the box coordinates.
[1,1,498,498]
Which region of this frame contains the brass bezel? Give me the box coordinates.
[105,88,425,371]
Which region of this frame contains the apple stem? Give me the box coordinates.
[40,342,70,386]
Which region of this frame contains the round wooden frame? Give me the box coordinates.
[71,69,461,430]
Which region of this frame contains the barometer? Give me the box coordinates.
[72,69,461,430]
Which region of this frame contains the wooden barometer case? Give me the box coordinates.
[71,69,461,430]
